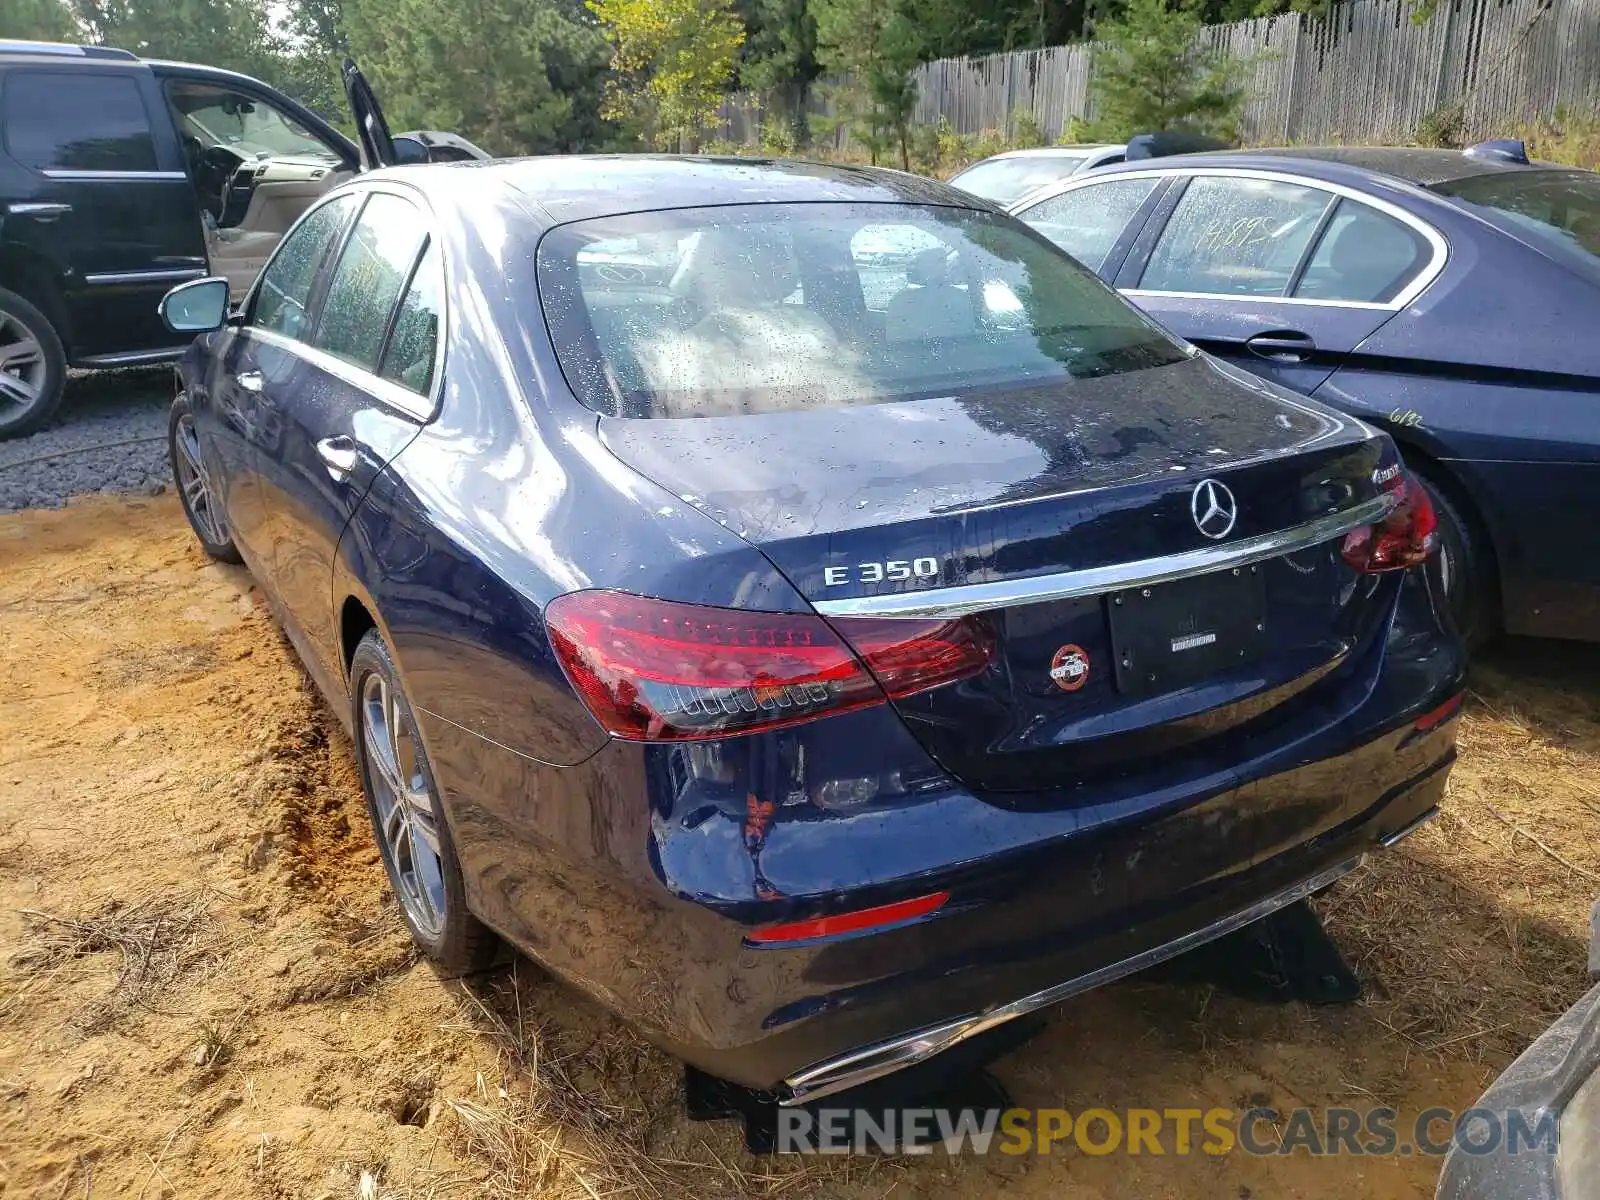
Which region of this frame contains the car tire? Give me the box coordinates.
[1413,470,1497,652]
[168,393,243,564]
[350,630,499,975]
[0,285,67,441]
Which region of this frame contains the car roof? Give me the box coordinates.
[420,154,987,224]
[961,146,1121,163]
[1102,146,1545,188]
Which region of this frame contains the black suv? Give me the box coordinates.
[0,40,421,438]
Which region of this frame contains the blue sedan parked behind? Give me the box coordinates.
[158,154,1463,1103]
[1011,145,1600,649]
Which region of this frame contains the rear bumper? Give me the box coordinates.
[436,572,1465,1093]
[671,748,1453,1092]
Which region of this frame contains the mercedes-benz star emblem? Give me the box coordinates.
[1191,478,1238,540]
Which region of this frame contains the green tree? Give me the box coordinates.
[68,0,280,76]
[0,0,79,41]
[738,0,818,139]
[588,0,745,151]
[340,0,611,154]
[813,0,921,169]
[1085,0,1250,140]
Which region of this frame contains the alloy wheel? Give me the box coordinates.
[0,308,47,421]
[361,671,447,937]
[172,412,231,547]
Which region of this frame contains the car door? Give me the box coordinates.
[0,64,208,363]
[1011,175,1172,280]
[250,186,443,694]
[206,193,362,567]
[1114,171,1442,394]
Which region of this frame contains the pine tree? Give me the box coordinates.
[812,0,921,169]
[1086,0,1249,140]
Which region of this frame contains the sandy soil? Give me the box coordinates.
[0,494,1595,1199]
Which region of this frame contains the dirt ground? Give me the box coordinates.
[0,494,1596,1200]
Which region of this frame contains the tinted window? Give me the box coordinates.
[1431,170,1600,275]
[1293,199,1430,303]
[538,203,1188,419]
[3,72,157,172]
[379,241,443,395]
[252,195,357,340]
[948,154,1092,206]
[313,193,426,372]
[1016,177,1160,273]
[1141,177,1334,296]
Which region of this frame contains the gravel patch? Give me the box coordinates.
[0,368,173,511]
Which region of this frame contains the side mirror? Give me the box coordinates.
[391,135,429,166]
[160,277,231,334]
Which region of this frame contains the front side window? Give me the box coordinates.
[538,202,1188,419]
[2,72,157,172]
[1140,176,1334,297]
[1292,199,1431,303]
[1016,177,1161,273]
[313,193,426,372]
[251,195,357,340]
[165,81,339,162]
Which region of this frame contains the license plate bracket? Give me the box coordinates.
[1107,566,1268,697]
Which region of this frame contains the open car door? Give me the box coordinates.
[341,59,427,170]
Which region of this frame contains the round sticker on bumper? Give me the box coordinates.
[1050,644,1090,692]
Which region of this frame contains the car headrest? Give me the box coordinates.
[669,229,797,307]
[907,246,955,286]
[1326,216,1421,298]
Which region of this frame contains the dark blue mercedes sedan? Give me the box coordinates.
[1009,144,1600,650]
[157,153,1463,1104]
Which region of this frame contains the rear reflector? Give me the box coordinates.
[1341,473,1438,574]
[1413,692,1463,731]
[545,590,993,741]
[746,891,950,944]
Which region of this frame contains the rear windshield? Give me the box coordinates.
[1432,170,1600,276]
[536,202,1187,419]
[948,155,1090,205]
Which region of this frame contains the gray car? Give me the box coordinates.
[947,144,1126,206]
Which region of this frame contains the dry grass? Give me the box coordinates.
[5,888,220,1030]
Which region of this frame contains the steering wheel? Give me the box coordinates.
[196,145,246,218]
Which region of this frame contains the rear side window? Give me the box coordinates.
[252,195,358,340]
[378,241,443,395]
[1016,177,1160,273]
[2,72,158,172]
[1140,176,1334,296]
[313,193,426,372]
[1292,199,1430,303]
[537,202,1188,419]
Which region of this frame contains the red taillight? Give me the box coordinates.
[544,590,993,742]
[1341,473,1438,574]
[746,891,950,945]
[1413,692,1463,732]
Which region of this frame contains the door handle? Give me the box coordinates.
[316,435,360,481]
[7,202,71,220]
[236,370,264,393]
[1245,331,1317,363]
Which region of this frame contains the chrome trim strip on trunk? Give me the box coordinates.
[812,492,1397,619]
[780,856,1362,1106]
[83,267,207,286]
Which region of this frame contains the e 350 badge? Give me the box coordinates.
[1050,644,1091,692]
